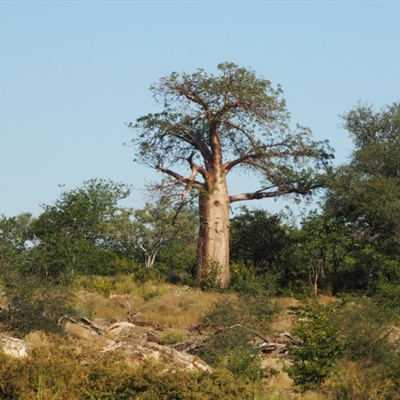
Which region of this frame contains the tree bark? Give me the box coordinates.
[196,175,230,288]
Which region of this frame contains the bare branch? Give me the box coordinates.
[223,151,266,172]
[229,183,324,203]
[156,165,204,190]
[172,153,205,223]
[180,88,209,112]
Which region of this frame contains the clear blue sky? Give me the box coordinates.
[1,1,399,217]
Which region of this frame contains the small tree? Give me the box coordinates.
[129,62,333,287]
[286,303,344,391]
[294,212,354,296]
[131,199,198,269]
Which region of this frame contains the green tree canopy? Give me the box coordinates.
[324,103,400,292]
[28,179,132,280]
[230,207,290,272]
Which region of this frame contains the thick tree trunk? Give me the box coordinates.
[196,177,230,288]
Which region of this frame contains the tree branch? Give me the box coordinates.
[224,147,311,172]
[172,154,207,223]
[186,130,213,162]
[229,183,324,203]
[221,119,259,149]
[180,88,209,112]
[156,165,204,190]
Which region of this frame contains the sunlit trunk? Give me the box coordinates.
[196,176,230,288]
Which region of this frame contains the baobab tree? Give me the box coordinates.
[128,62,333,288]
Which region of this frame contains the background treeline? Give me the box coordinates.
[2,104,400,307]
[2,104,400,304]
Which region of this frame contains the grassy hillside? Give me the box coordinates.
[0,275,399,399]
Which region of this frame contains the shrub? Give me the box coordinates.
[199,294,275,333]
[0,273,74,335]
[200,326,263,381]
[328,359,400,400]
[374,282,400,313]
[161,330,187,345]
[90,276,114,297]
[286,303,344,391]
[337,297,400,377]
[230,263,278,297]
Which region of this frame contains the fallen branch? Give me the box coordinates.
[109,294,140,323]
[58,316,104,335]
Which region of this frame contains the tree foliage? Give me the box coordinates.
[286,303,344,390]
[27,179,132,280]
[325,103,400,292]
[230,207,290,273]
[0,213,32,268]
[130,62,332,201]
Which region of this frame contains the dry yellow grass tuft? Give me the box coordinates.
[74,291,128,321]
[261,357,328,400]
[24,330,51,348]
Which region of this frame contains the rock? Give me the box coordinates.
[105,322,153,341]
[100,339,212,372]
[147,331,163,344]
[64,321,103,341]
[0,334,31,358]
[61,317,212,372]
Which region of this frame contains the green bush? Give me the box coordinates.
[199,294,275,333]
[0,273,74,335]
[374,282,400,312]
[161,330,187,345]
[90,276,114,297]
[230,263,279,297]
[286,303,344,391]
[199,325,263,381]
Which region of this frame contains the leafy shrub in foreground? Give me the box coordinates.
[286,303,344,391]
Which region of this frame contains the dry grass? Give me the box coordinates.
[72,280,232,330]
[8,280,399,400]
[269,297,300,333]
[74,291,128,321]
[69,281,361,399]
[24,330,51,348]
[135,288,230,328]
[326,359,400,400]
